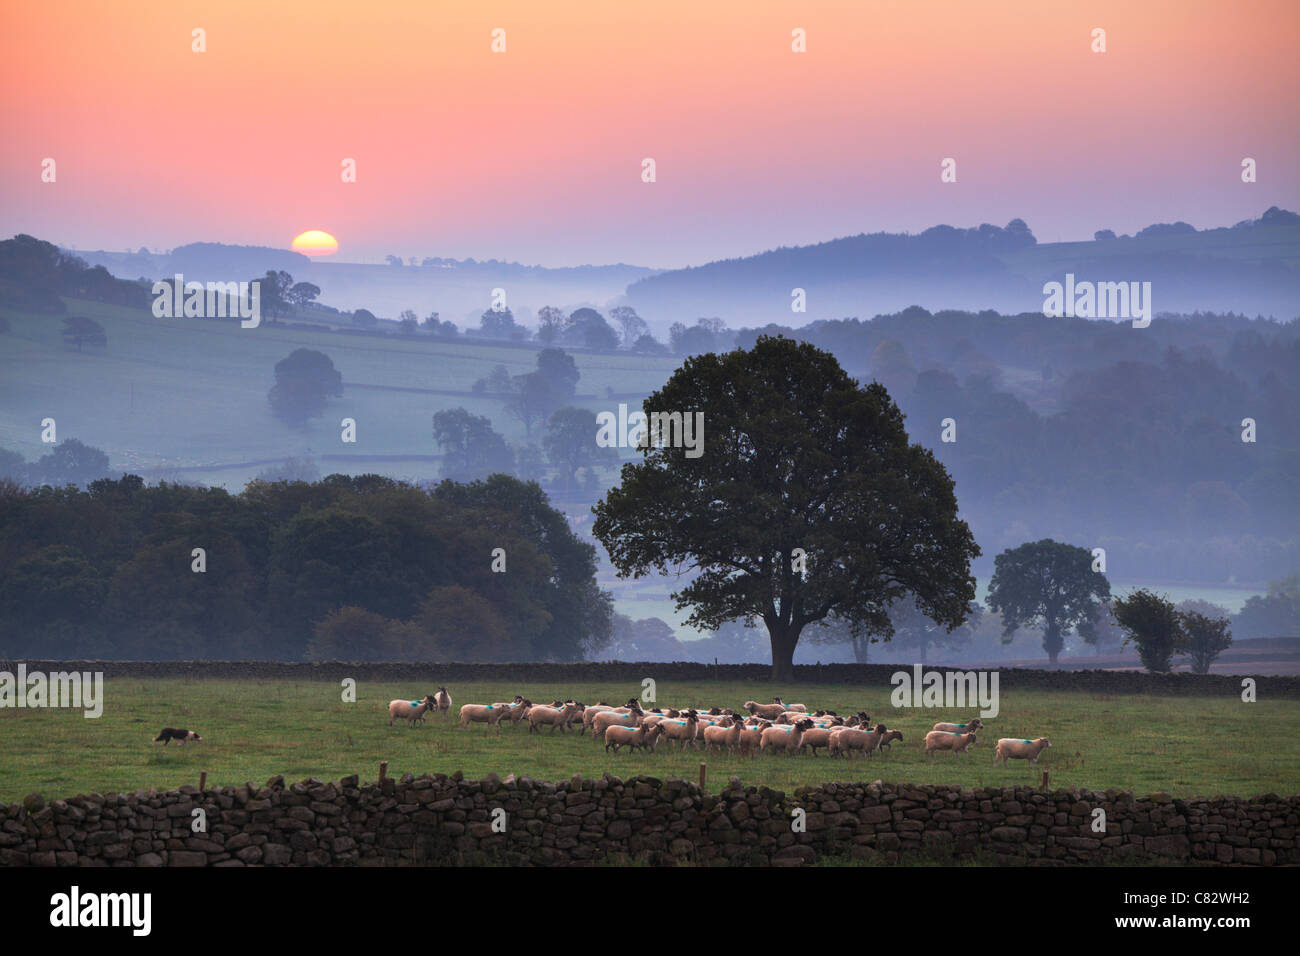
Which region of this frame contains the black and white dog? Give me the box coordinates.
[153,727,202,746]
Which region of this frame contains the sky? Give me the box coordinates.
[2,0,1297,269]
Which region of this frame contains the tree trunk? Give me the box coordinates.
[1043,622,1062,666]
[769,625,796,682]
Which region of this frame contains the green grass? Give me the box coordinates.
[2,677,1296,804]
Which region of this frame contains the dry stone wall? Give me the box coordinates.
[2,773,1295,867]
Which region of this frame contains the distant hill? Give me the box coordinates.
[625,208,1300,324]
[68,243,660,327]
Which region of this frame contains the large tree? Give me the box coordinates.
[985,539,1111,665]
[592,335,979,680]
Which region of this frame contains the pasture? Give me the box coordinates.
[1,677,1297,803]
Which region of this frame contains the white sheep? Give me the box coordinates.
[827,725,877,759]
[932,718,983,734]
[994,737,1052,767]
[434,686,452,716]
[702,716,744,754]
[760,718,814,756]
[924,730,978,756]
[743,700,787,721]
[604,720,664,754]
[459,702,509,730]
[527,701,580,733]
[388,695,436,726]
[658,711,700,750]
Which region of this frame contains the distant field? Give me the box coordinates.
[1,677,1296,804]
[0,298,678,489]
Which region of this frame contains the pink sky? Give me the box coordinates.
[2,0,1297,267]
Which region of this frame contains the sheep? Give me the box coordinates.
[564,701,587,730]
[583,698,642,735]
[459,702,509,730]
[503,697,532,726]
[604,720,664,754]
[389,695,436,727]
[658,711,700,750]
[761,718,814,756]
[528,701,579,733]
[703,716,744,755]
[433,686,452,716]
[592,709,644,739]
[994,737,1052,768]
[924,730,978,756]
[736,719,769,755]
[797,719,846,756]
[827,725,880,759]
[932,718,983,734]
[877,729,903,754]
[743,700,787,721]
[775,697,807,713]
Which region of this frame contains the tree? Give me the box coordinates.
[542,406,617,486]
[256,270,294,323]
[60,316,107,351]
[563,307,619,350]
[1233,575,1300,639]
[536,348,580,399]
[1113,589,1187,673]
[414,584,515,661]
[803,614,879,663]
[29,438,111,488]
[267,349,343,429]
[287,281,320,310]
[592,335,979,681]
[632,333,669,355]
[306,606,404,661]
[1179,608,1233,674]
[606,614,686,661]
[1076,600,1124,656]
[432,408,515,482]
[985,540,1112,665]
[535,305,567,346]
[478,307,519,339]
[887,597,981,663]
[351,308,378,329]
[609,306,648,348]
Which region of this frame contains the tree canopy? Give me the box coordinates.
[593,335,979,680]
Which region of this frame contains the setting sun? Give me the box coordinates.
[291,230,339,256]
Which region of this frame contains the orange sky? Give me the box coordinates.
[2,0,1297,266]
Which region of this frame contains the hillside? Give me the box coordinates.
[626,209,1300,324]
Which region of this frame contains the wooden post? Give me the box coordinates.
[379,760,388,784]
[1041,771,1049,790]
[198,771,206,792]
[699,762,706,789]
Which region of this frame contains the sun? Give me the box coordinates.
[291,230,339,256]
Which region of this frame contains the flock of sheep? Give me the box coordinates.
[387,690,1052,768]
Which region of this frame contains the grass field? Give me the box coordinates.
[2,677,1296,804]
[0,297,678,489]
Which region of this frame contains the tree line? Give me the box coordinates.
[0,472,612,661]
